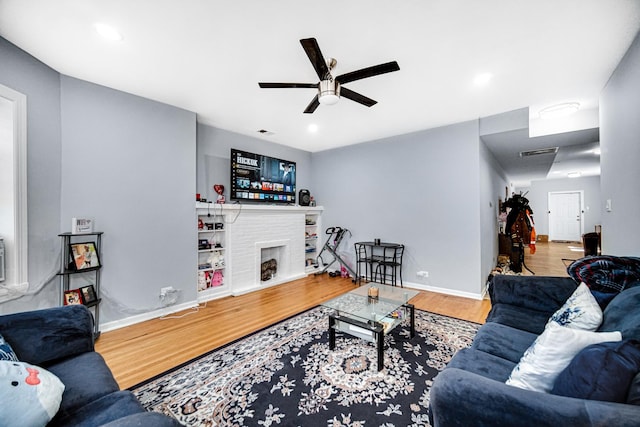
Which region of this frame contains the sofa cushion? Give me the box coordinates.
[472,322,538,363]
[547,282,602,330]
[0,305,94,366]
[0,333,18,361]
[46,351,120,415]
[506,323,622,393]
[551,340,640,402]
[486,304,552,335]
[628,372,640,405]
[48,390,145,427]
[600,286,640,340]
[0,360,65,427]
[446,347,516,382]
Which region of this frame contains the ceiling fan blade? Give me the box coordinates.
[259,82,318,89]
[336,61,400,85]
[340,87,377,107]
[300,38,330,80]
[303,94,320,114]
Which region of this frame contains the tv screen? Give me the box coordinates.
[230,149,296,204]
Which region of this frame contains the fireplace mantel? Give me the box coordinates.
[196,202,323,300]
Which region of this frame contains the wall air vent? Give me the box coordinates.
[519,147,559,157]
[257,129,275,136]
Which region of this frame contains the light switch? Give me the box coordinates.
[605,199,612,212]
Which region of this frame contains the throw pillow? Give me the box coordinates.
[0,333,18,361]
[506,323,621,393]
[547,282,602,330]
[551,340,640,403]
[0,360,65,427]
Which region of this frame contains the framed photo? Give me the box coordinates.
[70,242,101,270]
[80,285,98,305]
[64,289,83,305]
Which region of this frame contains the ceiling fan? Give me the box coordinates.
[259,38,400,114]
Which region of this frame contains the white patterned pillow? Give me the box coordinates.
[506,323,621,392]
[547,282,602,330]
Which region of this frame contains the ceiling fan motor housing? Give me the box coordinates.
[319,79,340,105]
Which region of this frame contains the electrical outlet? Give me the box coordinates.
[160,286,174,297]
[416,271,429,278]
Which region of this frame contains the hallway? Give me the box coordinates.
[522,240,586,277]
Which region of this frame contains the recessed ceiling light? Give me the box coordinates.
[567,171,582,178]
[539,102,580,119]
[473,72,493,86]
[308,124,318,133]
[94,23,123,41]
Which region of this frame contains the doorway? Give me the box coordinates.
[548,191,583,242]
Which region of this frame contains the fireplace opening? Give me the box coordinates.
[260,245,283,282]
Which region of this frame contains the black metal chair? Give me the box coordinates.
[374,244,404,287]
[355,242,376,283]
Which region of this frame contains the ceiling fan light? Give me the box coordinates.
[318,80,340,105]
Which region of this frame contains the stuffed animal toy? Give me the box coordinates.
[211,270,224,287]
[0,360,65,426]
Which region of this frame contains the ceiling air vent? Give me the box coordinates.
[519,147,559,157]
[257,129,275,136]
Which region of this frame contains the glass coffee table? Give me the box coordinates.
[321,282,419,371]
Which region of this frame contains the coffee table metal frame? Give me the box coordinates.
[323,283,418,371]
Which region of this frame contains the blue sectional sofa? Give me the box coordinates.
[0,305,180,426]
[430,274,640,427]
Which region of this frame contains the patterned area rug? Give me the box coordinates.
[131,306,479,426]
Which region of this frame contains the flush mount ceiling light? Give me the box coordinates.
[94,23,123,41]
[567,171,582,178]
[307,123,319,133]
[539,102,580,119]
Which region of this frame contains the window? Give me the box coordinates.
[0,83,28,299]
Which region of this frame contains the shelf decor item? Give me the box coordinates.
[71,217,93,234]
[64,289,83,305]
[70,242,101,270]
[80,285,98,305]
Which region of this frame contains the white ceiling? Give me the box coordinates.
[1,0,639,159]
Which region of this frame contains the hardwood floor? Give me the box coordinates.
[96,241,581,389]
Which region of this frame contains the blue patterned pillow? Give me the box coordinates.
[547,282,602,330]
[0,333,18,361]
[551,340,640,402]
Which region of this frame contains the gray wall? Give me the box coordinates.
[0,37,62,313]
[600,30,640,256]
[479,138,509,291]
[0,37,198,324]
[196,124,313,203]
[60,76,197,323]
[518,176,602,238]
[310,120,487,297]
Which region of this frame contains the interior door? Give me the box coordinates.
[548,192,582,241]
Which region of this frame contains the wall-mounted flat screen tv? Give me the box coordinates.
[230,149,296,204]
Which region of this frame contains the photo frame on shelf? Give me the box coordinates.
[69,242,101,270]
[63,289,83,305]
[79,285,98,305]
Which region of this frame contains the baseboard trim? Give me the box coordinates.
[100,301,199,333]
[403,281,484,300]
